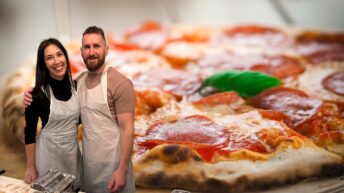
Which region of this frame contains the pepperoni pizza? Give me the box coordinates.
[2,21,344,192]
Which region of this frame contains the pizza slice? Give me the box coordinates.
[133,92,344,193]
[2,22,344,193]
[250,86,344,157]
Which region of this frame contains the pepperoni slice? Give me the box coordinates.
[322,72,344,96]
[249,55,304,78]
[125,21,164,36]
[296,102,344,142]
[296,31,344,63]
[124,21,168,51]
[107,35,139,51]
[198,51,304,78]
[198,51,255,74]
[220,135,267,154]
[192,92,242,106]
[225,25,279,35]
[139,115,230,162]
[211,25,294,50]
[296,31,344,44]
[309,49,344,64]
[251,87,323,128]
[301,45,344,64]
[132,68,202,98]
[253,88,344,143]
[258,110,293,127]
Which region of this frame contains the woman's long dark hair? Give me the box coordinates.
[32,38,74,99]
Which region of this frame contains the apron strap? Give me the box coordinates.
[77,71,88,91]
[100,64,112,103]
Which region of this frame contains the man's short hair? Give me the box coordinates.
[83,26,106,42]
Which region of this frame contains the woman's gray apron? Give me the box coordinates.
[35,87,82,188]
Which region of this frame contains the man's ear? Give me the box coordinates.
[105,44,109,56]
[80,37,84,52]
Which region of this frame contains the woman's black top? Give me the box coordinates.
[24,78,76,144]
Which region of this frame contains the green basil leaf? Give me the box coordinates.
[200,71,281,97]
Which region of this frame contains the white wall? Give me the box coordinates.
[281,0,344,30]
[0,0,57,75]
[0,0,343,75]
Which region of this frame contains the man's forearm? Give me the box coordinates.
[116,113,135,172]
[118,127,134,172]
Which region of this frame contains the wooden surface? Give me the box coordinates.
[1,174,344,193]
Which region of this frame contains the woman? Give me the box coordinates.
[23,38,82,188]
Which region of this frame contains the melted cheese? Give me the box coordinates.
[296,62,344,103]
[215,110,284,140]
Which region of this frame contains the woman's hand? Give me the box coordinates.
[23,166,37,184]
[23,87,33,108]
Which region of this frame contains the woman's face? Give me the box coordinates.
[44,44,67,80]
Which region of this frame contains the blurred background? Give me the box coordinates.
[0,0,344,75]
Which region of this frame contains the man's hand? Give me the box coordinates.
[23,166,37,184]
[108,168,127,193]
[23,87,33,108]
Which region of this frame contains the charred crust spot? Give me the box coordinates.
[318,163,344,177]
[163,144,180,155]
[168,146,190,164]
[236,175,249,184]
[174,147,189,163]
[205,178,230,192]
[146,172,164,186]
[162,145,203,163]
[249,178,272,190]
[193,154,202,162]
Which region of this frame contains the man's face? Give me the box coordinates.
[81,33,108,72]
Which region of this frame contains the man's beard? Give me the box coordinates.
[84,56,105,72]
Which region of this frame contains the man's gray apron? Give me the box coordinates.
[35,87,82,188]
[78,65,135,193]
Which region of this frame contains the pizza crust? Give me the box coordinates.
[134,144,344,193]
[1,56,36,143]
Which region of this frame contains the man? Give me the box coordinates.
[24,26,135,193]
[78,26,135,193]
